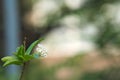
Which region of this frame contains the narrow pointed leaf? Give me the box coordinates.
[25,38,44,55]
[2,56,22,67]
[3,60,22,67]
[15,45,25,56]
[1,56,15,62]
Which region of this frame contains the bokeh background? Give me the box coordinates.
[0,0,120,80]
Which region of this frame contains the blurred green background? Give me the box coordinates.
[0,0,120,80]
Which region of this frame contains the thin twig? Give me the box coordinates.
[19,63,26,80]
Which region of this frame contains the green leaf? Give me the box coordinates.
[25,38,44,55]
[16,55,25,61]
[3,60,22,67]
[13,45,26,61]
[15,45,25,56]
[22,55,34,62]
[1,56,15,62]
[1,56,22,67]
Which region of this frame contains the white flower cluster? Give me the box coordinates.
[35,44,48,57]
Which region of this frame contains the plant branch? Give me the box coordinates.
[19,63,26,80]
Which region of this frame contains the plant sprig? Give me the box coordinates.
[1,38,44,67]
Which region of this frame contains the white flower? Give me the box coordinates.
[35,44,48,57]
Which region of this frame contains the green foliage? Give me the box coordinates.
[1,38,43,67]
[1,56,23,67]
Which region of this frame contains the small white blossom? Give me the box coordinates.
[35,44,48,57]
